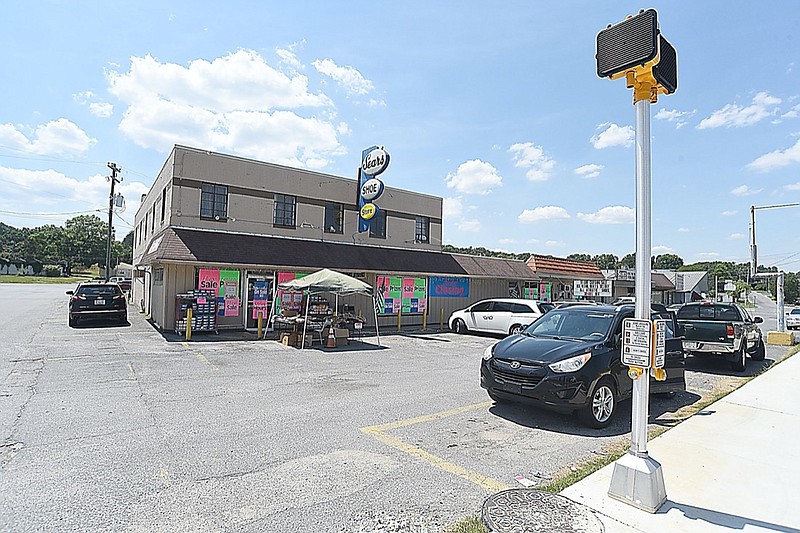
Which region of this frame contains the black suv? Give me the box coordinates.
[480,304,685,428]
[67,282,128,327]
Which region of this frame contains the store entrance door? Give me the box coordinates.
[245,273,272,331]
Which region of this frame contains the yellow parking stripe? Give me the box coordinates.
[361,401,510,492]
[181,342,218,370]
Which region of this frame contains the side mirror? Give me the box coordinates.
[754,316,764,324]
[66,290,73,295]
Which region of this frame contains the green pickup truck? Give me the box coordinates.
[676,301,765,372]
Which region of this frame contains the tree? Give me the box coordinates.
[653,253,684,270]
[567,253,592,262]
[120,231,134,263]
[64,215,109,270]
[593,253,619,270]
[619,253,636,269]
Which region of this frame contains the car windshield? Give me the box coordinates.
[525,309,615,340]
[791,309,800,315]
[76,285,120,297]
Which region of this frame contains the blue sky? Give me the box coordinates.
[1,2,799,270]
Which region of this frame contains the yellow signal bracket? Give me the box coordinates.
[651,367,667,382]
[618,68,669,104]
[627,366,644,380]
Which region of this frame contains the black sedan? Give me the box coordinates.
[480,304,685,428]
[67,281,128,327]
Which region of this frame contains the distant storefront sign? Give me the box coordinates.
[574,279,613,298]
[429,276,470,298]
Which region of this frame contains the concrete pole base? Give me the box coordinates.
[608,452,667,513]
[766,331,797,346]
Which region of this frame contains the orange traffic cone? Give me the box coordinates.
[326,326,336,348]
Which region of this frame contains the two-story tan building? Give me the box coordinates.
[133,145,538,333]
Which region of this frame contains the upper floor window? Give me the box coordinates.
[274,193,296,227]
[200,183,228,220]
[415,216,430,243]
[160,187,167,222]
[324,202,343,234]
[369,209,387,239]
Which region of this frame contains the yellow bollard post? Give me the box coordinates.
[257,311,263,339]
[186,307,192,341]
[422,309,427,331]
[440,308,444,331]
[397,307,402,332]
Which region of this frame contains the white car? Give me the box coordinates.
[787,308,800,330]
[449,298,553,336]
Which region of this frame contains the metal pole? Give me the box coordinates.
[631,97,652,457]
[750,205,757,278]
[608,94,666,514]
[778,272,785,332]
[105,163,120,281]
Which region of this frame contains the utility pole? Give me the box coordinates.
[105,162,122,281]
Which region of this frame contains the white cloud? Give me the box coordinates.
[457,218,481,232]
[107,50,345,169]
[526,238,540,244]
[697,252,720,258]
[499,238,517,245]
[89,102,113,118]
[747,138,800,173]
[655,108,696,128]
[697,91,781,129]
[445,159,503,195]
[545,240,565,248]
[508,142,555,181]
[730,185,763,197]
[591,123,634,149]
[276,46,303,72]
[0,165,148,230]
[518,205,570,223]
[721,210,737,216]
[442,196,463,218]
[653,245,675,253]
[677,227,689,233]
[574,163,603,179]
[785,182,800,191]
[728,233,746,240]
[577,205,634,224]
[0,119,96,155]
[312,58,374,96]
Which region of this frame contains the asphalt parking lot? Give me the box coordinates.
[0,284,791,532]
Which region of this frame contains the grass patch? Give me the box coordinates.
[444,515,487,533]
[0,275,89,284]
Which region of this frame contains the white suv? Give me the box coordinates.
[449,298,553,336]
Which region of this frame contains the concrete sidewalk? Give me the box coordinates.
[561,346,800,532]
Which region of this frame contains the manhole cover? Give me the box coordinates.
[482,489,604,533]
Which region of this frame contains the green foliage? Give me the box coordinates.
[619,253,636,269]
[653,253,684,270]
[567,253,592,262]
[43,265,61,277]
[592,253,619,270]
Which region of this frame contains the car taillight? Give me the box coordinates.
[726,325,735,337]
[113,295,126,300]
[73,295,87,301]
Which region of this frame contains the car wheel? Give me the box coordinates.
[509,324,524,335]
[453,319,468,334]
[731,341,747,372]
[751,338,766,361]
[69,316,77,327]
[578,377,617,429]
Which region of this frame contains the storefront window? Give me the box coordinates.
[274,194,296,227]
[369,210,386,238]
[415,216,429,243]
[200,183,228,220]
[324,202,343,233]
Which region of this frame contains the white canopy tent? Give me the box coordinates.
[272,268,380,348]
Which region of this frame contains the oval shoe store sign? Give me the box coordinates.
[361,146,390,176]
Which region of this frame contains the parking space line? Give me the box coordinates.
[361,401,509,492]
[181,342,218,371]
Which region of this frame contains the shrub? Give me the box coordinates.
[44,265,62,277]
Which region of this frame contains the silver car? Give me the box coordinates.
[787,308,800,330]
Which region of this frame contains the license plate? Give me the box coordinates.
[684,341,698,350]
[503,382,522,394]
[95,299,105,305]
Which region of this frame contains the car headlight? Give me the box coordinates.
[483,343,495,361]
[548,352,591,373]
